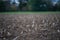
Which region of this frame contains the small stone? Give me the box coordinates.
[32,24,34,28]
[3,37,6,40]
[52,23,55,26]
[42,19,45,23]
[26,25,30,27]
[57,29,60,32]
[8,25,11,28]
[7,32,11,36]
[13,36,19,40]
[35,26,37,31]
[28,29,31,32]
[20,31,23,34]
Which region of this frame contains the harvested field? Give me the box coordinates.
[0,13,60,40]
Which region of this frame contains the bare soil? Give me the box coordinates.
[0,14,60,40]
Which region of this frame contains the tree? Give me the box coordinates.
[57,0,60,11]
[19,0,28,11]
[0,0,11,12]
[45,0,53,11]
[0,1,6,12]
[29,0,52,11]
[31,0,41,11]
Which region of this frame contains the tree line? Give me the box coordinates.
[0,0,60,12]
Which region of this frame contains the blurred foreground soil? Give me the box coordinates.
[0,14,60,40]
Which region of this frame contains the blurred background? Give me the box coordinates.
[0,0,60,12]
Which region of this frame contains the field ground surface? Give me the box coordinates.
[0,12,60,40]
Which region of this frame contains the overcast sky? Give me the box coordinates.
[52,0,59,3]
[10,0,19,6]
[10,0,19,3]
